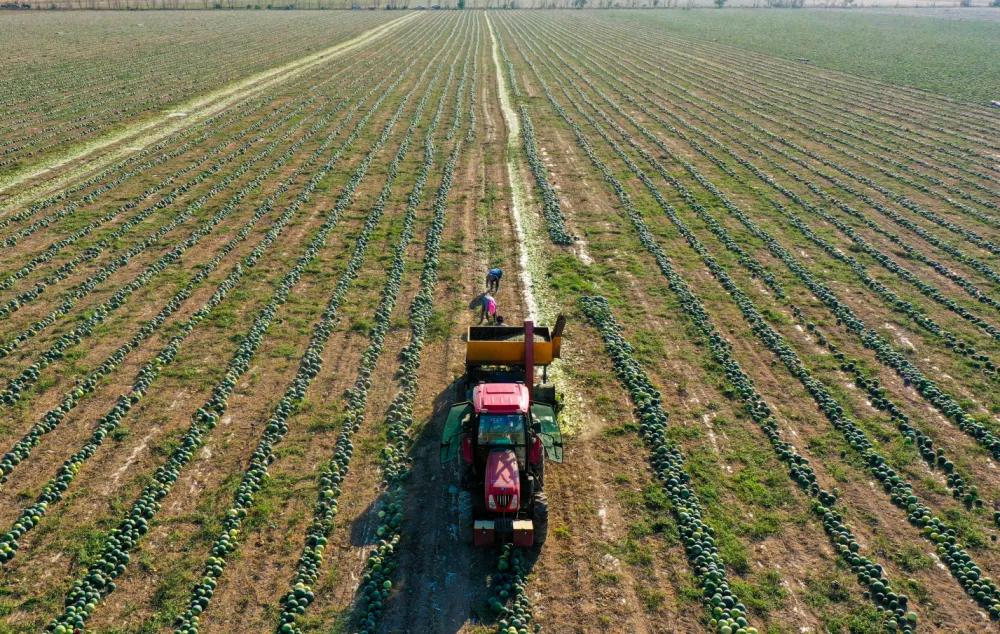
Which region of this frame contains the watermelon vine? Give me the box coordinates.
[42,56,421,633]
[278,37,472,634]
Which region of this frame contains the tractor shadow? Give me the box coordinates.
[346,377,467,548]
[364,377,540,632]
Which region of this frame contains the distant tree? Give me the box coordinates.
[714,0,725,6]
[573,0,585,7]
[457,0,464,7]
[959,0,972,5]
[992,0,1000,7]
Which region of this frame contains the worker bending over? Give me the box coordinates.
[480,292,498,325]
[486,267,503,293]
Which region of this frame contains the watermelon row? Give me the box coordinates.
[531,42,998,622]
[0,99,275,290]
[506,32,911,628]
[0,96,312,324]
[677,75,1000,266]
[560,27,1000,302]
[556,66,787,303]
[705,60,999,202]
[497,30,521,100]
[518,104,575,246]
[581,294,774,634]
[691,114,1000,357]
[41,53,421,634]
[671,110,1000,379]
[537,37,1000,621]
[541,18,1000,366]
[673,119,1000,461]
[559,51,1000,365]
[602,25,1000,226]
[282,33,472,634]
[0,14,392,175]
[0,102,239,231]
[170,42,451,634]
[561,45,1000,465]
[506,37,757,633]
[0,75,376,500]
[552,15,1000,296]
[800,179,1000,314]
[806,128,999,225]
[549,47,989,521]
[0,99,325,407]
[0,16,380,233]
[728,114,1000,292]
[353,25,474,634]
[791,308,978,506]
[0,99,241,248]
[465,21,479,146]
[570,15,999,179]
[668,74,1000,276]
[489,543,535,634]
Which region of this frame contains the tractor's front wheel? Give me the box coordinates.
[533,457,544,491]
[532,491,548,546]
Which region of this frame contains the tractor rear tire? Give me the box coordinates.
[533,384,557,406]
[532,491,548,546]
[457,489,474,545]
[460,464,475,491]
[534,458,544,492]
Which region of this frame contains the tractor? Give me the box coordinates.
[441,317,565,547]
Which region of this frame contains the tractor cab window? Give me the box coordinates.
[478,413,526,447]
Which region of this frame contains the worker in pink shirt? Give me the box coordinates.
[479,292,497,325]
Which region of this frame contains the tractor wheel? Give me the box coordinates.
[460,464,475,491]
[457,489,474,544]
[532,491,548,546]
[533,384,556,406]
[533,458,544,492]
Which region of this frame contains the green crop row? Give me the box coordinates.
[350,35,467,634]
[580,296,757,634]
[0,97,311,323]
[550,35,1000,466]
[0,98,322,406]
[283,32,472,634]
[41,52,417,634]
[506,24,916,628]
[177,47,448,634]
[0,76,374,511]
[523,31,998,622]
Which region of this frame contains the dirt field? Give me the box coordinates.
[0,8,999,634]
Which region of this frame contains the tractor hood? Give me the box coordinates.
[473,383,529,414]
[485,449,520,513]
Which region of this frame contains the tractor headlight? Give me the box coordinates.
[488,495,496,510]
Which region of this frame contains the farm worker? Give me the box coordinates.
[486,267,503,293]
[480,292,498,324]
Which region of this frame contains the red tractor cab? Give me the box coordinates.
[441,318,565,547]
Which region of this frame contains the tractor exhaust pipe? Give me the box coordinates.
[524,320,534,405]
